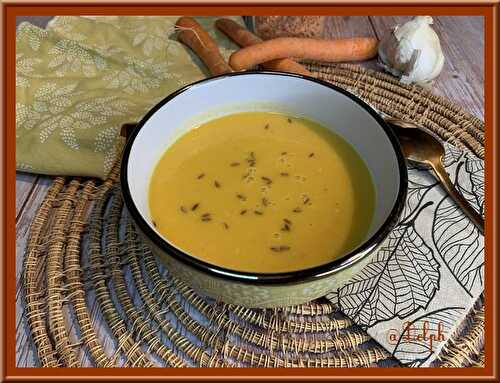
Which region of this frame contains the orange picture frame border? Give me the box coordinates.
[2,1,498,381]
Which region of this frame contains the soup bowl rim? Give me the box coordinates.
[120,70,408,286]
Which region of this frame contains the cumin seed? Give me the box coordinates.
[264,124,269,130]
[309,152,315,158]
[280,172,289,177]
[197,173,205,179]
[303,196,310,205]
[152,220,157,227]
[254,210,263,215]
[240,209,247,215]
[292,207,302,213]
[191,203,199,211]
[236,193,247,201]
[180,206,188,213]
[262,197,269,207]
[230,162,240,167]
[201,217,212,222]
[201,213,211,218]
[281,223,290,232]
[214,180,221,188]
[287,118,292,123]
[223,222,229,229]
[261,176,272,185]
[270,245,290,252]
[281,151,287,155]
[283,218,291,225]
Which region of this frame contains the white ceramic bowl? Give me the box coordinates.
[121,71,407,308]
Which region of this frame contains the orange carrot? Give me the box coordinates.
[216,18,312,76]
[229,37,379,71]
[216,18,262,47]
[176,17,232,75]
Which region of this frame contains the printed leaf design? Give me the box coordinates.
[392,306,465,366]
[333,141,483,366]
[16,54,43,88]
[338,208,440,328]
[433,197,484,297]
[17,23,49,51]
[125,18,175,57]
[442,143,464,167]
[401,174,438,220]
[432,157,484,297]
[14,15,242,180]
[60,125,79,150]
[20,88,134,150]
[46,16,88,42]
[33,82,80,114]
[16,103,41,130]
[48,39,107,77]
[95,125,123,175]
[33,95,134,147]
[463,156,484,215]
[101,56,177,95]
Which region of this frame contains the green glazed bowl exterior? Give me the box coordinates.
[120,71,407,309]
[133,220,386,308]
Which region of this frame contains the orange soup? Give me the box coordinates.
[149,112,375,273]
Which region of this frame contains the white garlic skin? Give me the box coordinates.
[378,16,445,86]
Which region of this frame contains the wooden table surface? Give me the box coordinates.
[15,15,485,367]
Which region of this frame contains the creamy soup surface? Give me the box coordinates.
[149,112,375,273]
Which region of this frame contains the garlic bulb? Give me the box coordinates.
[378,16,444,86]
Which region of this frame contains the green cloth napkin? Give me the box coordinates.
[16,16,243,179]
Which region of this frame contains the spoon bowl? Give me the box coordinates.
[392,123,444,166]
[387,117,484,234]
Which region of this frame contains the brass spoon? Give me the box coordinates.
[386,117,484,234]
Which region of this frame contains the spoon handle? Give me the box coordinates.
[430,160,484,235]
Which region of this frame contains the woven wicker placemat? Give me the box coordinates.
[21,63,484,368]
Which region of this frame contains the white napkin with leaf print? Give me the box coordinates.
[327,142,484,367]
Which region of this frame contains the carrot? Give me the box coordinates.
[215,18,262,47]
[176,17,232,75]
[260,59,313,76]
[229,37,379,71]
[215,18,312,76]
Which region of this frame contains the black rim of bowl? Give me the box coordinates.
[120,70,408,285]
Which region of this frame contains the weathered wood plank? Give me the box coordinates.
[16,176,53,296]
[15,176,53,367]
[324,16,376,38]
[433,16,484,100]
[368,16,484,119]
[16,173,38,218]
